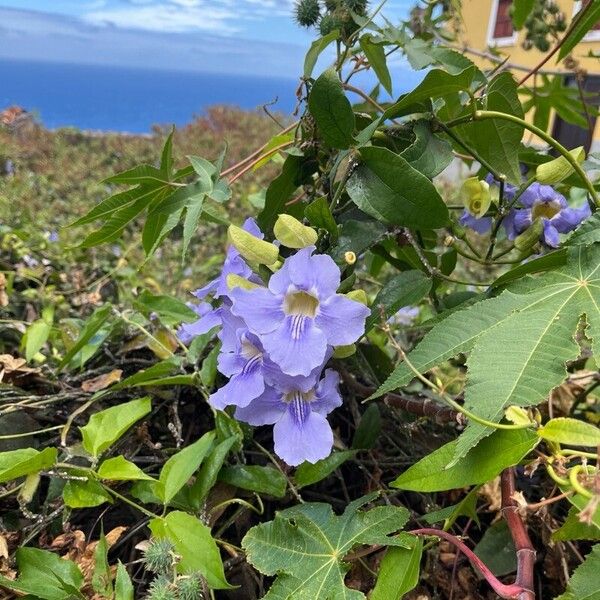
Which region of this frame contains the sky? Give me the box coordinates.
[0,0,415,78]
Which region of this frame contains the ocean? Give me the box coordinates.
[0,59,299,133]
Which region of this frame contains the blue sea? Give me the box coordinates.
[0,59,299,133]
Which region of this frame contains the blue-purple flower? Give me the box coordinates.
[234,369,342,465]
[513,183,591,248]
[177,301,221,345]
[230,246,370,376]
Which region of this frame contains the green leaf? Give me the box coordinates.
[568,211,600,246]
[111,358,182,390]
[160,128,175,176]
[400,120,453,178]
[308,68,355,149]
[181,196,205,260]
[68,187,145,228]
[555,544,600,600]
[80,397,152,458]
[135,290,198,322]
[511,0,536,29]
[25,319,52,361]
[391,429,538,492]
[304,30,339,78]
[63,479,113,508]
[257,155,303,232]
[243,495,410,600]
[98,456,155,481]
[115,562,134,600]
[538,417,600,447]
[359,34,392,95]
[424,486,480,528]
[219,465,287,498]
[384,66,478,120]
[352,404,381,450]
[199,343,220,388]
[158,431,215,504]
[347,146,449,229]
[188,155,215,187]
[58,304,112,371]
[188,436,237,508]
[105,164,166,186]
[0,447,57,483]
[365,270,431,332]
[372,245,600,460]
[0,547,84,600]
[460,72,524,184]
[474,521,516,577]
[305,197,338,240]
[294,450,357,488]
[370,537,423,600]
[553,507,600,542]
[558,1,600,61]
[92,531,112,598]
[149,511,231,589]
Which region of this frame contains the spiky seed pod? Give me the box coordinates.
[324,0,340,10]
[343,0,368,14]
[319,13,342,36]
[144,539,175,575]
[177,574,204,600]
[146,576,177,600]
[294,0,321,27]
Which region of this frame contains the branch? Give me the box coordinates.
[501,468,536,600]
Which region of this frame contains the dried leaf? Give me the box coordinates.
[81,369,123,392]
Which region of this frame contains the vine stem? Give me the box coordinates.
[472,110,599,206]
[411,527,526,599]
[227,141,294,184]
[501,468,536,600]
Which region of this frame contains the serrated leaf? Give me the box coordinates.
[104,164,166,186]
[366,270,431,332]
[308,68,355,149]
[555,544,600,600]
[391,429,538,492]
[568,211,600,246]
[243,495,410,600]
[347,146,448,229]
[115,562,134,600]
[553,507,600,542]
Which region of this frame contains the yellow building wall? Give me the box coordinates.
[456,0,600,144]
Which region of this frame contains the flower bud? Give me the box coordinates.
[460,177,491,218]
[226,273,259,291]
[505,406,533,426]
[228,224,279,266]
[344,251,356,264]
[18,473,40,506]
[514,218,544,252]
[333,343,356,358]
[346,289,368,305]
[536,146,585,184]
[273,214,318,249]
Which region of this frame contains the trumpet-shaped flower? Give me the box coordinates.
[513,183,591,247]
[235,369,342,465]
[177,301,220,345]
[230,246,370,376]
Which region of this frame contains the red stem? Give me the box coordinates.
[501,468,536,600]
[411,528,525,599]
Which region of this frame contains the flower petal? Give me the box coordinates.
[312,369,342,416]
[542,221,560,247]
[177,309,220,345]
[315,294,369,346]
[261,315,328,376]
[230,287,285,334]
[209,366,265,410]
[273,410,334,465]
[234,387,285,425]
[513,209,532,234]
[551,203,592,233]
[459,211,492,234]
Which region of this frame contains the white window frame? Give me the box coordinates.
[573,1,600,42]
[486,0,518,47]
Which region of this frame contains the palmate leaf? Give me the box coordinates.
[243,494,410,600]
[373,244,600,459]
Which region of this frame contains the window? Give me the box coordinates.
[487,0,518,47]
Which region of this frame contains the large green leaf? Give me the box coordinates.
[460,72,524,184]
[400,120,453,179]
[304,30,339,78]
[511,0,536,29]
[347,146,448,229]
[359,34,392,95]
[371,538,423,600]
[308,68,355,149]
[372,245,600,460]
[0,447,57,483]
[555,544,600,600]
[243,495,410,600]
[218,464,287,498]
[558,1,600,61]
[391,429,538,492]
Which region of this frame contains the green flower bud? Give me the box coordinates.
[333,343,357,358]
[460,177,491,218]
[226,273,260,291]
[273,214,318,248]
[228,224,279,266]
[18,473,40,506]
[346,289,368,305]
[514,218,544,252]
[319,13,342,36]
[294,0,321,28]
[536,146,585,184]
